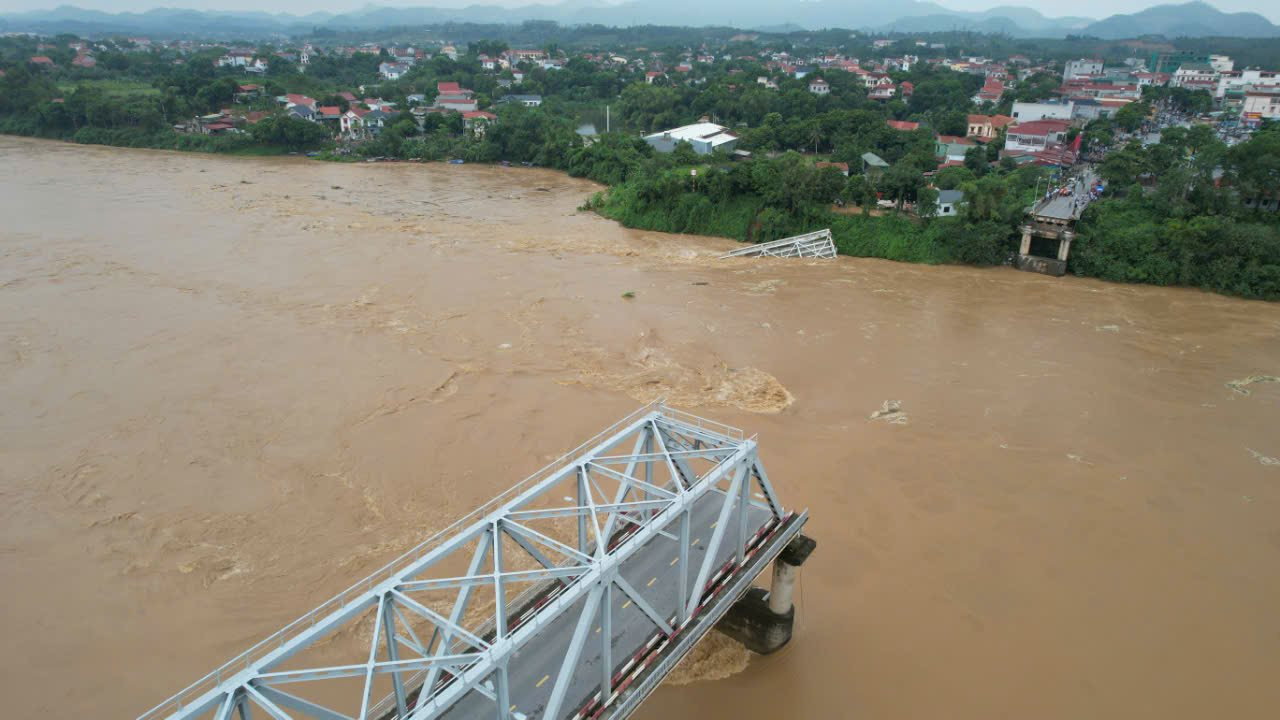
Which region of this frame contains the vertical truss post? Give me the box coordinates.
[643,427,653,505]
[579,466,604,558]
[357,592,388,720]
[677,508,691,625]
[736,455,752,566]
[601,581,613,699]
[495,664,511,720]
[577,469,589,556]
[381,595,408,719]
[493,520,508,640]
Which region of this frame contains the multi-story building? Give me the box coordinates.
[1063,58,1103,81]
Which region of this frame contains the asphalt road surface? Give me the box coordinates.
[1036,168,1098,222]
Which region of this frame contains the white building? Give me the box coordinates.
[936,189,965,216]
[643,122,740,155]
[1011,101,1074,123]
[809,77,829,95]
[379,62,410,80]
[216,50,253,68]
[1209,55,1235,73]
[1171,63,1217,89]
[1242,87,1280,120]
[1063,58,1103,81]
[1216,69,1280,100]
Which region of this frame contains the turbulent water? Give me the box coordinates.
[2,136,1279,719]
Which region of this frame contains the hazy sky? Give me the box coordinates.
[1,0,1277,24]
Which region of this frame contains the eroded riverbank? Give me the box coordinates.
[2,136,1279,719]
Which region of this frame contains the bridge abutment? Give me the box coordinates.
[717,534,816,654]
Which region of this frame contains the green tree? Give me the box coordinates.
[249,115,330,151]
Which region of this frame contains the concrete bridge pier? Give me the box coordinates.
[717,534,817,654]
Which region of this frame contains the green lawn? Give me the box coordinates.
[57,79,160,96]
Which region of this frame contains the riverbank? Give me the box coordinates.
[7,127,1278,301]
[4,137,1280,720]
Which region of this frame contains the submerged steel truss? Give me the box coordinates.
[718,228,837,259]
[140,401,802,720]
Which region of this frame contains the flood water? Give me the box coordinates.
[2,136,1279,719]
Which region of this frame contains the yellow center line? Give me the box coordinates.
[692,537,701,545]
[536,674,550,688]
[595,626,601,634]
[646,577,657,587]
[622,600,632,609]
[670,556,679,566]
[710,521,718,529]
[510,705,517,713]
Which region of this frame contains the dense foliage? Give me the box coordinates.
[1073,124,1280,299]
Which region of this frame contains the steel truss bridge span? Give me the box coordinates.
[140,402,809,720]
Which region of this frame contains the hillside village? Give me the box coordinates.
[6,31,1277,158]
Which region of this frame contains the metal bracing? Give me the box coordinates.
[718,228,837,259]
[140,402,798,720]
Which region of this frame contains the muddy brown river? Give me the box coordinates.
[2,136,1278,719]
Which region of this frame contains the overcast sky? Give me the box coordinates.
[0,0,1276,24]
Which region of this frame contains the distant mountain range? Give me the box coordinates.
[1,1,1277,39]
[1081,2,1280,38]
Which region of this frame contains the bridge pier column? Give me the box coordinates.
[716,534,816,654]
[1057,231,1074,262]
[1019,226,1032,256]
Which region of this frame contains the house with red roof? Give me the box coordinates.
[966,113,1014,141]
[973,77,1005,104]
[340,107,370,137]
[71,54,96,69]
[434,82,476,111]
[1004,119,1071,153]
[29,56,55,68]
[463,110,498,134]
[436,81,471,98]
[281,94,317,111]
[887,119,920,131]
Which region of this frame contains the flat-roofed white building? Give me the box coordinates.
[643,122,740,155]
